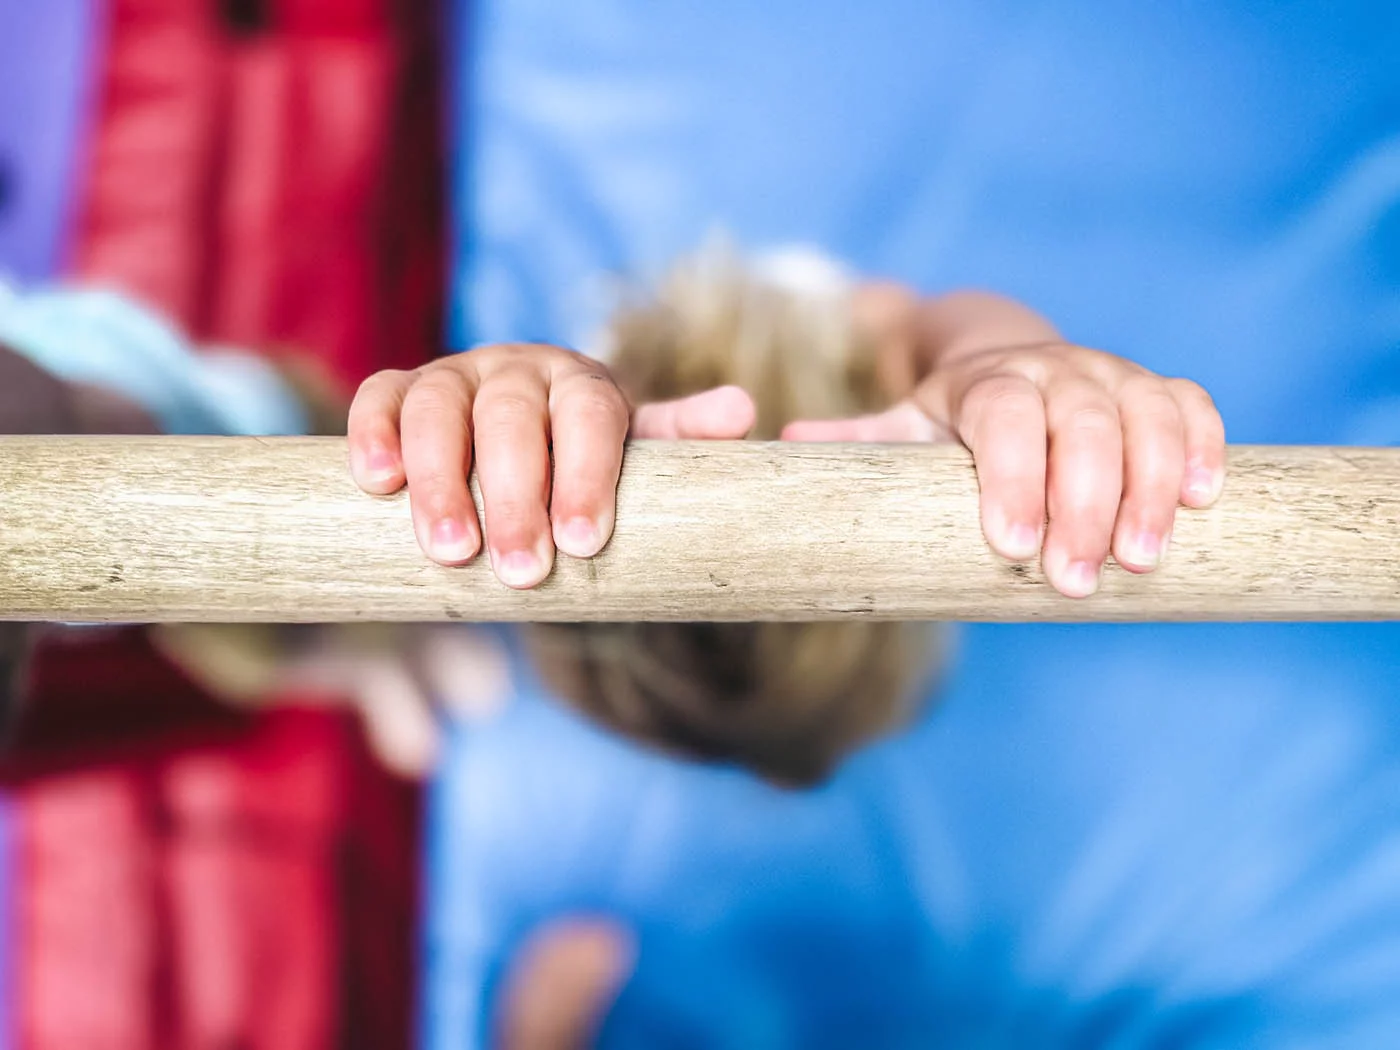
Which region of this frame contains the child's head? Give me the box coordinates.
[528,242,941,786]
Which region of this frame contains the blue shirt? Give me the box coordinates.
[431,2,1400,1046]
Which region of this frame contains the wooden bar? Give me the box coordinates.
[0,436,1396,622]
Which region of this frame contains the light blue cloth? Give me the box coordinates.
[0,1,301,438]
[0,281,308,436]
[430,2,1400,1047]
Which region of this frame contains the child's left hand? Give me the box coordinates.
[783,290,1226,598]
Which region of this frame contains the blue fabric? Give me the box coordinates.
[434,626,1400,1049]
[0,0,99,283]
[429,2,1400,1047]
[451,0,1400,447]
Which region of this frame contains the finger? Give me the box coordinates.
[1169,378,1227,507]
[1041,381,1123,597]
[472,370,555,588]
[630,385,755,439]
[548,368,632,558]
[497,918,635,1050]
[1112,377,1185,573]
[780,401,941,443]
[943,374,1048,562]
[347,369,415,493]
[400,367,482,565]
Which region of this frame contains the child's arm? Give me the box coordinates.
[786,287,1227,597]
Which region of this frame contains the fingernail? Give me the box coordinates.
[1185,462,1222,504]
[1004,522,1042,560]
[1121,530,1162,570]
[555,516,604,558]
[429,518,477,563]
[988,507,1041,560]
[363,446,399,480]
[492,548,547,589]
[1056,559,1102,598]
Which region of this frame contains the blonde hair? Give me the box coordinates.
[154,245,943,784]
[528,243,942,785]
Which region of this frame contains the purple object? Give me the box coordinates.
[0,0,100,281]
[0,5,99,1046]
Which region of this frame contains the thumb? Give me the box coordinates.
[498,918,636,1050]
[631,385,755,439]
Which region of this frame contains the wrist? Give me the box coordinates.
[917,290,1064,368]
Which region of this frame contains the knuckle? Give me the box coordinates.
[961,377,1044,447]
[486,340,586,369]
[1165,375,1206,397]
[460,342,519,365]
[352,369,410,403]
[562,346,612,372]
[999,349,1059,384]
[403,382,466,422]
[966,375,1041,415]
[409,363,469,395]
[1082,346,1148,382]
[560,384,629,424]
[1125,389,1185,433]
[1167,377,1219,414]
[1065,404,1120,437]
[406,461,462,488]
[553,356,626,396]
[359,368,410,389]
[473,390,539,430]
[1170,380,1227,447]
[1118,373,1170,403]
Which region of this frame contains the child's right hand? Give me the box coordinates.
[348,344,755,588]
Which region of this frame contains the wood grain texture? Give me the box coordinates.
[0,437,1396,623]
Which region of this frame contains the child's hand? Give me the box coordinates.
[783,292,1225,598]
[348,344,755,587]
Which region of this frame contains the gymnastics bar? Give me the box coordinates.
[0,436,1396,623]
